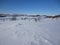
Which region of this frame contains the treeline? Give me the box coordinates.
[0,14,60,18]
[45,15,60,18]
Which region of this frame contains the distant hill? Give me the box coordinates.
[0,14,60,18]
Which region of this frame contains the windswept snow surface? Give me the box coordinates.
[0,17,60,45]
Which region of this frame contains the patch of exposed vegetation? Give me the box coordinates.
[0,14,7,17]
[0,14,60,21]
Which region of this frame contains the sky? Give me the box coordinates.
[0,0,60,15]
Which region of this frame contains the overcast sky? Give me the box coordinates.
[0,0,60,15]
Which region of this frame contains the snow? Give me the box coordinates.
[0,16,60,45]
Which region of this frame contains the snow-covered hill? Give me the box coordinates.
[0,15,60,45]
